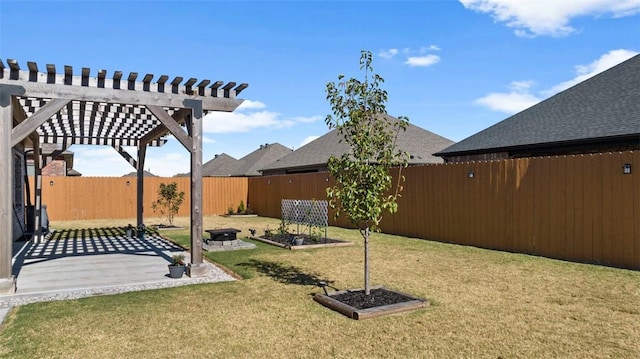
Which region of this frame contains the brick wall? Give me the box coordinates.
[41,160,66,176]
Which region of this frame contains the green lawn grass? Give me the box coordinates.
[1,215,638,358]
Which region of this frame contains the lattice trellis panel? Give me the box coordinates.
[281,199,328,227]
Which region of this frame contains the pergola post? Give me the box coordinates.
[32,147,43,242]
[185,99,205,277]
[0,89,16,293]
[136,143,147,228]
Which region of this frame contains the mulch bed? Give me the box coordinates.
[314,286,429,320]
[330,288,417,309]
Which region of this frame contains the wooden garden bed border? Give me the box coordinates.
[250,236,353,250]
[313,285,429,320]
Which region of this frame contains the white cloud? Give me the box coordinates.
[474,80,541,113]
[144,152,190,177]
[460,0,640,37]
[202,136,216,144]
[204,110,293,133]
[543,49,639,95]
[71,145,190,177]
[203,101,321,134]
[405,54,441,67]
[421,45,441,52]
[299,136,320,148]
[381,47,442,65]
[237,99,266,110]
[509,80,535,92]
[289,115,323,123]
[473,49,638,114]
[379,48,399,59]
[71,145,138,177]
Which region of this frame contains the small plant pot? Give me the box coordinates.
[168,265,185,279]
[293,237,304,246]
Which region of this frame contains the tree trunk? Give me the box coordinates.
[364,226,370,295]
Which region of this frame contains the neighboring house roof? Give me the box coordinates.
[123,170,157,177]
[261,115,454,174]
[180,144,292,177]
[436,54,640,158]
[66,169,82,176]
[202,153,240,177]
[232,143,293,176]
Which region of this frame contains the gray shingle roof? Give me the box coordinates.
[202,153,240,177]
[436,54,640,156]
[261,115,454,172]
[123,170,157,177]
[179,144,292,177]
[232,143,293,176]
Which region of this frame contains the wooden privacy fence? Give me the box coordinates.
[32,152,639,269]
[36,177,248,221]
[249,151,639,270]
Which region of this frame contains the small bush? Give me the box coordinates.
[151,182,185,226]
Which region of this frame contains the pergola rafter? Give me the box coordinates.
[0,58,247,294]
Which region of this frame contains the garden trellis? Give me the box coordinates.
[281,199,328,240]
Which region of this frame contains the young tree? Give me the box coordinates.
[151,182,185,226]
[325,50,409,295]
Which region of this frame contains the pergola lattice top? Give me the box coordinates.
[1,58,247,147]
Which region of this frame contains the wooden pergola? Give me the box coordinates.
[0,59,247,293]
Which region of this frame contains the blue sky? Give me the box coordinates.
[1,0,639,176]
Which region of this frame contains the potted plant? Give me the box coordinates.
[168,254,185,278]
[292,236,304,246]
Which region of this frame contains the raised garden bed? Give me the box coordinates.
[152,224,184,231]
[314,286,429,320]
[222,214,258,218]
[251,233,353,250]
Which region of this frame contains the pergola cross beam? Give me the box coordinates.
[11,99,69,147]
[146,106,192,150]
[112,144,137,169]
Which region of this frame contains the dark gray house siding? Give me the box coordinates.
[12,146,25,241]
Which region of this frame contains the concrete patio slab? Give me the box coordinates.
[0,228,235,322]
